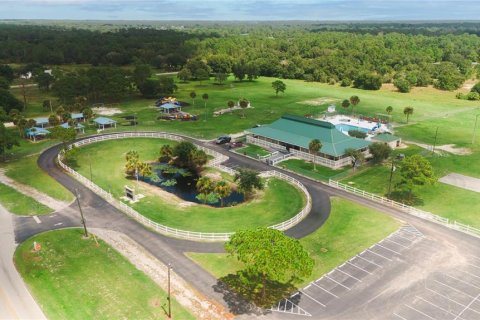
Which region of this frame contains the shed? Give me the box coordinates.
[371,133,402,149]
[71,113,85,122]
[93,117,117,130]
[60,122,85,133]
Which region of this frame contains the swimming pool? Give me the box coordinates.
[335,123,372,133]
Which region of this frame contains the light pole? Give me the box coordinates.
[88,152,93,181]
[167,263,172,319]
[473,114,480,145]
[75,188,88,238]
[432,127,439,155]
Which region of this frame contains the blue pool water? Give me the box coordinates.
[335,123,371,133]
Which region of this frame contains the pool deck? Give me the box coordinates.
[318,115,390,134]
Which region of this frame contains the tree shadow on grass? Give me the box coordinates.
[212,271,297,316]
[387,190,425,206]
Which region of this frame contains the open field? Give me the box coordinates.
[73,138,306,232]
[187,197,400,286]
[14,229,194,320]
[0,183,52,215]
[4,156,74,202]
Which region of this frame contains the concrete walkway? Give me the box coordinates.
[439,172,480,193]
[0,204,46,320]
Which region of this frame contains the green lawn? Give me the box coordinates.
[3,156,74,202]
[0,183,53,215]
[340,146,480,228]
[187,197,400,287]
[73,138,306,232]
[235,144,271,158]
[278,158,350,181]
[15,229,194,320]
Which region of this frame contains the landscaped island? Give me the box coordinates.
[72,137,306,233]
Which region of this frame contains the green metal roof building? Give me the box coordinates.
[246,114,371,168]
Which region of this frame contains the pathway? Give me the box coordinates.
[0,203,46,320]
[0,169,71,211]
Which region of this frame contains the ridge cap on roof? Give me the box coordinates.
[281,114,335,129]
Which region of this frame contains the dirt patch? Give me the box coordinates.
[91,228,234,320]
[93,107,123,116]
[298,97,340,106]
[405,141,472,155]
[3,122,14,128]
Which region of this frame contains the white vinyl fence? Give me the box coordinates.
[329,179,480,239]
[59,132,311,241]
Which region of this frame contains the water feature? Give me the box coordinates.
[141,163,244,207]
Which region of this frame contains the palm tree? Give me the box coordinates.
[349,95,360,114]
[214,181,232,207]
[239,99,249,118]
[125,157,140,177]
[202,93,209,122]
[190,91,196,111]
[126,150,139,162]
[308,139,322,171]
[386,106,393,115]
[341,99,350,113]
[159,144,173,162]
[138,162,152,178]
[196,176,213,204]
[403,106,414,123]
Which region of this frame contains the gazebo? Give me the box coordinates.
[158,103,181,114]
[34,117,49,128]
[25,127,50,141]
[93,117,117,130]
[60,122,85,134]
[71,113,85,122]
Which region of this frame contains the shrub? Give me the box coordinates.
[348,130,367,139]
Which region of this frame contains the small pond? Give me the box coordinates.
[141,163,244,207]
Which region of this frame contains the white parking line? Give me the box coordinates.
[426,287,467,309]
[392,232,415,242]
[455,293,480,320]
[311,282,339,298]
[460,269,480,281]
[384,237,409,249]
[376,243,402,255]
[300,290,326,307]
[324,275,351,290]
[393,312,408,320]
[444,274,480,290]
[336,267,362,282]
[347,261,373,275]
[356,254,383,268]
[468,263,480,271]
[415,295,466,319]
[434,280,475,299]
[405,304,435,320]
[33,216,41,224]
[366,248,393,261]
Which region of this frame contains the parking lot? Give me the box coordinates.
[271,224,425,317]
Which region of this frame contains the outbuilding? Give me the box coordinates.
[371,133,402,149]
[25,127,50,142]
[60,122,85,134]
[93,117,117,130]
[158,103,181,114]
[34,117,49,128]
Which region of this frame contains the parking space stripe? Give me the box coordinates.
[460,269,480,281]
[356,254,383,268]
[392,233,415,242]
[393,312,408,320]
[444,274,480,290]
[300,290,326,307]
[311,282,339,298]
[454,293,480,320]
[347,261,373,275]
[366,248,392,261]
[415,296,466,319]
[325,275,351,290]
[434,280,475,299]
[405,304,436,320]
[426,288,467,308]
[336,268,362,282]
[376,243,402,255]
[385,237,410,249]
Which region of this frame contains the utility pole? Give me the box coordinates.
[473,114,480,145]
[88,152,93,181]
[75,188,88,238]
[387,158,396,197]
[432,127,439,155]
[167,263,172,319]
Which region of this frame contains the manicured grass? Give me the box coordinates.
[278,158,350,181]
[4,156,74,202]
[0,183,53,215]
[15,229,194,320]
[73,138,306,232]
[187,197,400,286]
[235,144,270,158]
[340,146,480,228]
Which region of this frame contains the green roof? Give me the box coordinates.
[373,133,400,143]
[246,114,371,157]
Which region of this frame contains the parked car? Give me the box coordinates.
[230,141,243,148]
[215,136,231,145]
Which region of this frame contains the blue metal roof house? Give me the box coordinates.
[60,122,85,133]
[25,127,50,141]
[34,117,49,128]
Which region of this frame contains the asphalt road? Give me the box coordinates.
[8,132,480,319]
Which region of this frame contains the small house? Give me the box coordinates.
[371,133,402,149]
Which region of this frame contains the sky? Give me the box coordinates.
[1,0,480,21]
